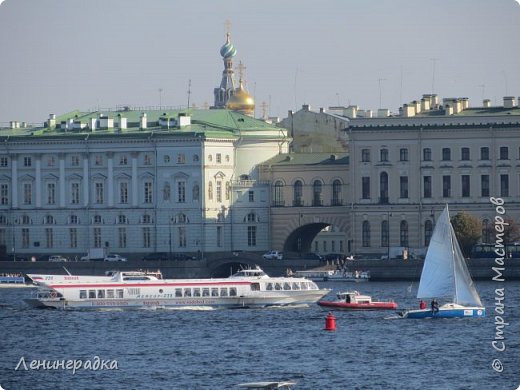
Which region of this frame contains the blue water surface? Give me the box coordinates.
[0,280,518,390]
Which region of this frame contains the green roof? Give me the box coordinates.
[0,108,287,140]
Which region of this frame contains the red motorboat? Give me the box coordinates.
[318,291,398,311]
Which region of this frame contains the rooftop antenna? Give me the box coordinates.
[430,58,437,94]
[378,78,386,108]
[260,101,268,120]
[187,79,192,111]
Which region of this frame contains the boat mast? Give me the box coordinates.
[446,205,458,303]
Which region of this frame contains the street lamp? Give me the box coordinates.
[169,217,173,261]
[386,212,392,260]
[11,217,16,262]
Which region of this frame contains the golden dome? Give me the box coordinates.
[226,81,255,116]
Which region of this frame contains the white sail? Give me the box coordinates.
[417,205,482,307]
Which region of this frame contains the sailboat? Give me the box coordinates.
[400,205,485,319]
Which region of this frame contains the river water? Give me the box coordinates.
[0,280,518,390]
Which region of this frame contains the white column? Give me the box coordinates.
[35,155,41,208]
[83,154,89,206]
[131,152,138,206]
[10,155,18,208]
[107,153,114,207]
[59,154,66,207]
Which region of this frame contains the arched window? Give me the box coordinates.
[380,172,388,204]
[362,221,371,247]
[424,220,433,246]
[400,220,409,247]
[192,184,199,201]
[176,213,188,224]
[293,180,303,206]
[274,180,284,206]
[313,180,322,206]
[246,212,257,223]
[332,180,342,206]
[380,148,389,162]
[381,220,389,247]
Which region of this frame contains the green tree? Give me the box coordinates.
[450,212,481,258]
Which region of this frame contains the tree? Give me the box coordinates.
[450,212,481,258]
[483,217,520,244]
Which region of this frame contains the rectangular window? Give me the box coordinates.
[480,147,489,160]
[248,190,254,202]
[95,182,104,204]
[23,156,32,167]
[71,155,80,166]
[442,148,451,161]
[176,154,185,164]
[216,181,222,203]
[95,155,103,166]
[0,157,8,167]
[423,148,432,161]
[144,182,153,203]
[361,149,370,162]
[461,175,470,197]
[93,227,102,248]
[23,183,32,205]
[144,155,152,165]
[499,147,509,160]
[500,174,509,197]
[481,175,490,197]
[47,183,56,204]
[178,227,186,248]
[177,181,186,203]
[0,183,9,205]
[442,176,451,197]
[399,148,409,162]
[247,226,257,247]
[45,228,53,249]
[216,153,222,163]
[362,177,370,199]
[71,183,80,204]
[22,228,30,248]
[399,176,409,198]
[143,227,151,248]
[119,182,128,204]
[461,147,470,161]
[80,290,87,299]
[119,155,128,165]
[118,227,127,248]
[380,149,388,162]
[69,228,78,248]
[47,156,55,167]
[423,176,432,198]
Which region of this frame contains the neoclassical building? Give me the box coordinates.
[347,95,520,256]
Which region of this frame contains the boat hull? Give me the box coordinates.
[400,304,486,319]
[318,300,397,311]
[26,290,330,310]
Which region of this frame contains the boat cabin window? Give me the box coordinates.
[220,288,228,297]
[193,288,201,297]
[89,290,96,298]
[283,282,291,290]
[97,290,105,298]
[211,288,219,297]
[107,289,115,299]
[184,288,192,297]
[266,283,273,291]
[275,283,282,290]
[80,290,87,299]
[292,282,300,290]
[116,289,124,298]
[229,287,237,296]
[300,283,309,290]
[123,276,151,281]
[175,288,182,297]
[250,283,260,291]
[202,288,210,297]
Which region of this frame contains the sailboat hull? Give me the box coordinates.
[400,304,485,319]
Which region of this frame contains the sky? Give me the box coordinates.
[0,0,519,125]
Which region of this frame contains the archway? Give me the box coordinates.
[283,222,329,254]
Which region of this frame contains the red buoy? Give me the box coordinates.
[324,312,336,331]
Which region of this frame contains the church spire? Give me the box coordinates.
[213,23,237,108]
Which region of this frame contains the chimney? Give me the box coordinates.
[178,113,191,128]
[483,99,491,108]
[461,97,469,110]
[119,116,127,130]
[343,105,358,119]
[47,114,56,129]
[420,98,431,111]
[140,113,147,129]
[402,104,416,117]
[412,100,421,114]
[302,104,310,112]
[377,109,390,118]
[445,104,454,115]
[503,96,517,108]
[89,117,97,131]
